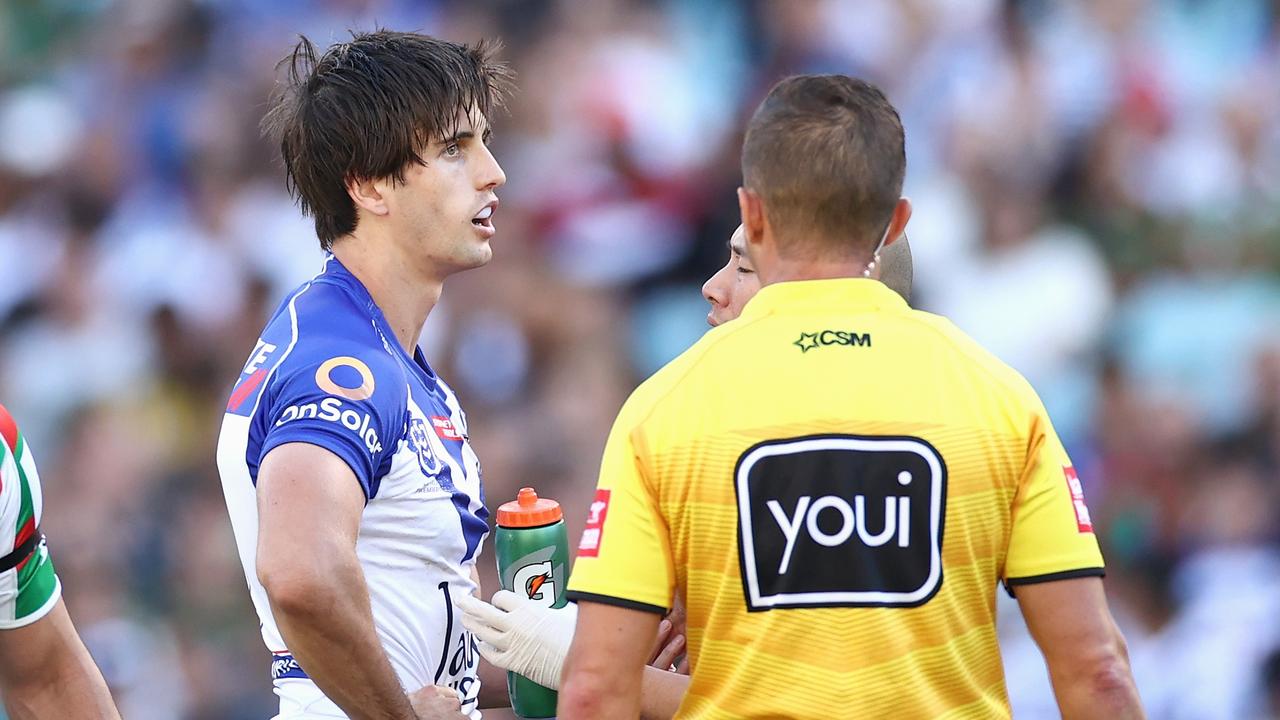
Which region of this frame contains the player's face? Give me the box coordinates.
[701,226,760,327]
[384,107,506,276]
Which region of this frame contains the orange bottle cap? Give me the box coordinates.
[497,487,563,528]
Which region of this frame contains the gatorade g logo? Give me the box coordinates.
[315,356,376,401]
[513,561,556,606]
[736,435,947,611]
[503,547,565,609]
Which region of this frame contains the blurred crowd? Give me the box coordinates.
[1,0,1278,717]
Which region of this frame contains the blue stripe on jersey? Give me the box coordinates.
[453,492,489,562]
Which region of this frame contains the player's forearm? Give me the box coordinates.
[3,662,119,720]
[263,550,416,720]
[640,666,688,720]
[0,603,121,720]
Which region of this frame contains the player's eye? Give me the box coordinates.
[737,266,755,275]
[443,142,461,157]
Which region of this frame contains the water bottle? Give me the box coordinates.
[494,487,570,719]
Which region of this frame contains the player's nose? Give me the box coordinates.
[476,143,506,190]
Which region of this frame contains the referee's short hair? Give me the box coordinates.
[263,30,513,250]
[742,75,905,258]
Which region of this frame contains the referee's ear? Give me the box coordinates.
[883,197,913,249]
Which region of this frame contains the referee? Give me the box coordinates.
[559,75,1145,719]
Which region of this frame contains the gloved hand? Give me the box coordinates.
[455,590,577,690]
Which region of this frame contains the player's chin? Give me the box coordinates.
[455,236,493,270]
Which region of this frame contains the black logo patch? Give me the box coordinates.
[794,330,871,353]
[735,435,946,611]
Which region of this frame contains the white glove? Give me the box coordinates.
[455,590,577,690]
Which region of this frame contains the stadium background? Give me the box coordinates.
[1,0,1278,717]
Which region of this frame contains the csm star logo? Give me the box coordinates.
[794,332,820,353]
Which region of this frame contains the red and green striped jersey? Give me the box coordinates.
[0,404,59,627]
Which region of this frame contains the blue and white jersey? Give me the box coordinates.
[216,256,488,718]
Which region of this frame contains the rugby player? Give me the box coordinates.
[0,404,121,719]
[559,75,1145,719]
[217,31,511,719]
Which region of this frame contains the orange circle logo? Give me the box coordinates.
[315,356,375,401]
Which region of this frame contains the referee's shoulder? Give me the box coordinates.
[618,318,765,422]
[899,308,1041,404]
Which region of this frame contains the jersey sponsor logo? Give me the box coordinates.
[577,489,611,558]
[434,582,481,706]
[794,330,871,353]
[1063,465,1093,533]
[736,435,946,610]
[275,397,384,454]
[432,416,463,441]
[315,356,376,401]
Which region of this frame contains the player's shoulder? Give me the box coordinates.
[250,271,409,425]
[274,277,403,378]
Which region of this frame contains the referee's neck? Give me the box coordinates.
[759,257,876,287]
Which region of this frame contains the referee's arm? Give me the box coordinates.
[559,397,676,719]
[1016,578,1144,719]
[560,602,662,719]
[1005,395,1144,719]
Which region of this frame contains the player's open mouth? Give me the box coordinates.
[472,201,497,234]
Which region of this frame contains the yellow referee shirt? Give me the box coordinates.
[565,278,1104,719]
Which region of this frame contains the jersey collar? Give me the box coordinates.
[739,278,908,320]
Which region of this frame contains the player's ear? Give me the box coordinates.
[738,187,766,249]
[346,176,389,217]
[883,197,913,248]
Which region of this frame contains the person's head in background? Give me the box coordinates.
[737,74,912,286]
[702,225,913,327]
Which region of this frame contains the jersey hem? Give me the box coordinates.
[0,575,61,629]
[1003,567,1104,597]
[565,590,667,615]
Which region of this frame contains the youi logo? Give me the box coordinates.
[736,434,947,611]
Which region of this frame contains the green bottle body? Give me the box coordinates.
[494,517,570,719]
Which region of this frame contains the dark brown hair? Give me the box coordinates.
[741,75,905,258]
[262,30,513,250]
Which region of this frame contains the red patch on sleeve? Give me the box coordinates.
[1064,465,1094,533]
[577,489,611,558]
